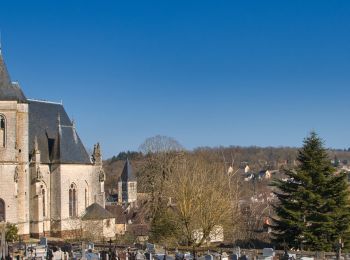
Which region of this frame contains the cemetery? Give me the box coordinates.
[0,228,349,260]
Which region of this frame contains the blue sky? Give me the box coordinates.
[0,1,350,158]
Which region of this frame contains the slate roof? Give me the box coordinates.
[105,205,126,223]
[120,158,136,182]
[0,53,26,103]
[106,204,145,224]
[82,203,114,221]
[28,100,92,164]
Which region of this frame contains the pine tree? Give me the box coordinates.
[272,132,350,251]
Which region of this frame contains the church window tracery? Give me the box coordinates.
[69,184,77,217]
[0,115,6,147]
[0,199,5,222]
[42,188,46,217]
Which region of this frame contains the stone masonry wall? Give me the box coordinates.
[55,164,102,233]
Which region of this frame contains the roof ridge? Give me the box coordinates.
[27,98,63,105]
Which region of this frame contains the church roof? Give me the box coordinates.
[28,100,92,164]
[120,158,136,182]
[0,53,26,103]
[82,203,114,221]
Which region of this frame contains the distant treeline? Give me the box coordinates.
[103,146,350,194]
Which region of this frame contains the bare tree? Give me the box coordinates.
[138,135,185,241]
[138,136,241,247]
[163,155,238,247]
[139,135,183,154]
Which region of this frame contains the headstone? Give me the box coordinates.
[40,237,48,247]
[155,253,165,260]
[300,258,313,260]
[230,254,238,260]
[146,243,155,253]
[145,252,152,260]
[239,255,249,260]
[233,247,240,258]
[86,252,99,260]
[204,254,213,260]
[81,241,86,260]
[262,248,274,257]
[88,243,94,250]
[222,252,228,260]
[136,252,145,260]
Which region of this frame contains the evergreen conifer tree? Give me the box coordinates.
[272,132,350,251]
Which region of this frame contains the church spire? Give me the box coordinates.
[0,46,26,102]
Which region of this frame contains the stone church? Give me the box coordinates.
[0,49,105,238]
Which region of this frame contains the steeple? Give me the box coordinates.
[0,49,26,102]
[120,158,136,182]
[118,158,137,205]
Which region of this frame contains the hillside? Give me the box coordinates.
[103,146,350,195]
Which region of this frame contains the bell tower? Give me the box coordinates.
[0,49,30,237]
[118,158,137,206]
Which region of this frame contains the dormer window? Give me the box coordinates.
[0,115,5,147]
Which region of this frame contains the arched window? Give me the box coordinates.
[69,184,77,217]
[0,115,5,147]
[0,199,5,222]
[42,188,46,217]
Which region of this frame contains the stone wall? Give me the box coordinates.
[56,164,103,233]
[0,101,30,236]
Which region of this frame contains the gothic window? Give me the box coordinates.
[69,184,77,217]
[0,115,5,147]
[0,199,5,222]
[42,188,46,217]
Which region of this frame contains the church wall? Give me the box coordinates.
[0,101,30,236]
[0,164,19,223]
[16,103,30,236]
[0,101,19,162]
[56,164,101,233]
[29,163,51,237]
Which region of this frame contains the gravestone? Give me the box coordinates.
[145,252,152,260]
[146,243,155,253]
[204,254,213,260]
[222,252,228,260]
[262,248,274,257]
[233,247,240,258]
[88,243,94,250]
[86,252,99,260]
[136,252,145,260]
[230,254,238,260]
[40,237,47,247]
[262,248,274,260]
